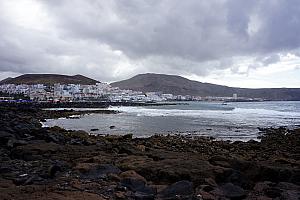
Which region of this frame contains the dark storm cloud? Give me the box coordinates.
[0,0,300,81]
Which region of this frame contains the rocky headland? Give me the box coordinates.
[0,104,299,199]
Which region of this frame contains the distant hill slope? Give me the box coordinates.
[0,74,100,85]
[111,73,300,100]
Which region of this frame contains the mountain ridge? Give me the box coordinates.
[1,73,300,100]
[111,73,300,100]
[0,74,100,85]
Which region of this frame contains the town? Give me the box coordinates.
[0,83,262,102]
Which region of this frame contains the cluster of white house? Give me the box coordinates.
[0,83,184,102]
[0,83,257,102]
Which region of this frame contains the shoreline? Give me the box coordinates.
[0,104,299,199]
[0,101,184,109]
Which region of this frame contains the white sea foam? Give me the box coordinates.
[110,106,300,119]
[111,106,226,117]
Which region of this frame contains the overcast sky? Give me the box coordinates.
[0,0,300,88]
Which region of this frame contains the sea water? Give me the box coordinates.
[44,101,300,141]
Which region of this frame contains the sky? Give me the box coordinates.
[0,0,300,88]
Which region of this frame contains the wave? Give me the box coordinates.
[232,108,300,118]
[111,106,229,117]
[110,106,300,119]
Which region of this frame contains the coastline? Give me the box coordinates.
[0,104,299,199]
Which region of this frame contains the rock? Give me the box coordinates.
[137,145,146,152]
[133,191,155,200]
[11,142,60,161]
[0,131,15,144]
[117,144,137,155]
[204,178,218,187]
[197,191,216,200]
[12,177,28,186]
[220,183,246,199]
[149,184,168,194]
[90,128,99,131]
[158,180,194,198]
[48,165,62,178]
[277,182,300,190]
[280,190,300,200]
[75,163,121,179]
[108,173,121,182]
[110,125,116,129]
[122,134,133,140]
[119,170,155,198]
[6,139,28,148]
[115,191,126,199]
[120,178,146,192]
[13,175,44,186]
[264,187,282,198]
[120,170,147,183]
[253,182,272,192]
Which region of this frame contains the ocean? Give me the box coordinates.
[44,101,300,141]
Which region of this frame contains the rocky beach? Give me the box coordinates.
[0,103,299,200]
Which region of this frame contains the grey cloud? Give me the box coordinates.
[261,54,281,66]
[1,0,300,81]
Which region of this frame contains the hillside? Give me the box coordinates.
[111,73,300,100]
[0,74,100,85]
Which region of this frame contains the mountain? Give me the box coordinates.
[111,73,300,100]
[0,74,100,85]
[0,77,13,83]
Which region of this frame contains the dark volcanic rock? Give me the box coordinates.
[219,183,246,199]
[158,180,194,199]
[0,104,299,199]
[75,163,121,179]
[0,131,15,145]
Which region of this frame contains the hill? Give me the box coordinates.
[0,74,100,85]
[111,73,300,100]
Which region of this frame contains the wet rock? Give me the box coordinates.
[158,180,194,199]
[110,126,116,129]
[90,128,99,131]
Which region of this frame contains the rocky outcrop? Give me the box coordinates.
[0,105,299,199]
